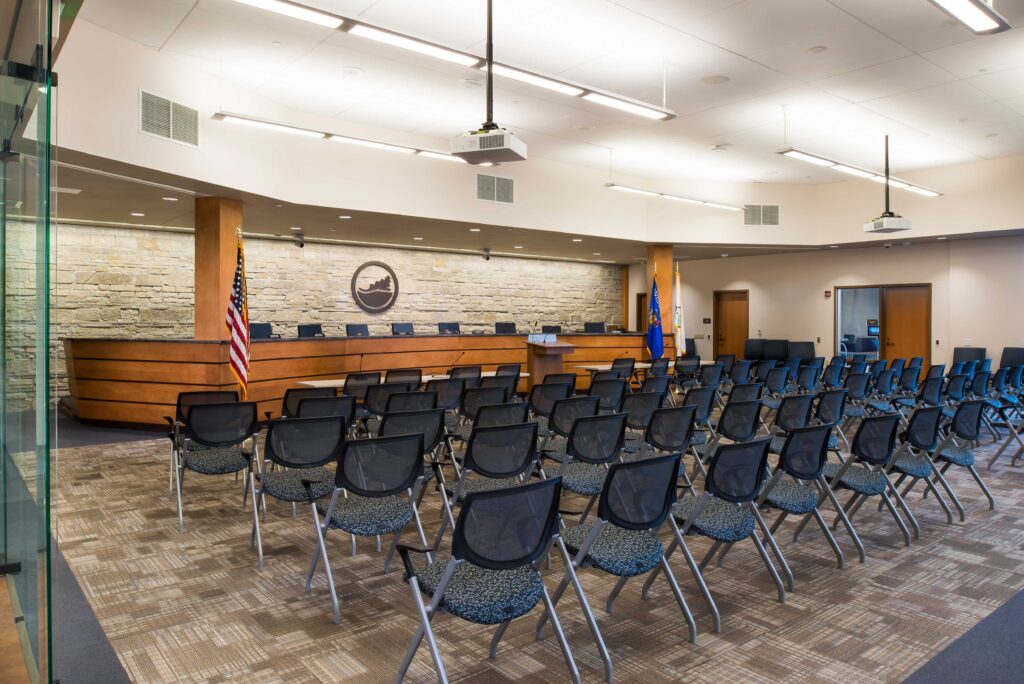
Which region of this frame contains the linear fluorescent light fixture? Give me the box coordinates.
[232,0,343,28]
[926,0,1010,34]
[417,150,466,163]
[481,64,584,96]
[329,134,415,154]
[583,93,671,120]
[219,114,325,138]
[605,183,742,211]
[777,148,942,197]
[347,24,480,66]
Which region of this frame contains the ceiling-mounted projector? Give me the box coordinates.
[451,0,527,165]
[863,134,911,234]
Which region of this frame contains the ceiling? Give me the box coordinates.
[74,0,1024,187]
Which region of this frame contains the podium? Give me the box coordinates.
[526,341,576,389]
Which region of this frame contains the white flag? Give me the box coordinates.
[673,267,686,356]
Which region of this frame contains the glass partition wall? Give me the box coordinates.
[1,0,56,681]
[835,287,880,360]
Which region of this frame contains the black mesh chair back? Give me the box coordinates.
[542,325,562,334]
[481,374,518,401]
[764,367,790,395]
[970,371,991,398]
[874,369,896,396]
[909,357,923,368]
[947,361,965,377]
[297,396,356,424]
[494,322,517,334]
[851,354,868,365]
[979,359,992,373]
[342,371,381,400]
[567,412,627,465]
[621,392,663,431]
[868,359,887,380]
[926,364,946,379]
[386,391,438,413]
[704,438,771,504]
[714,354,736,373]
[649,358,670,377]
[297,323,324,338]
[379,408,445,454]
[591,369,623,382]
[917,377,944,407]
[527,382,571,418]
[701,363,725,389]
[729,360,753,384]
[828,356,845,367]
[438,322,461,335]
[640,375,670,398]
[963,360,979,380]
[889,358,906,374]
[845,373,871,401]
[543,373,578,394]
[850,414,900,466]
[452,477,562,570]
[175,390,238,423]
[265,415,346,469]
[646,406,696,453]
[496,364,521,376]
[250,322,274,340]
[184,401,258,447]
[589,378,628,412]
[778,424,831,480]
[903,406,942,451]
[365,382,417,418]
[335,433,423,497]
[950,400,985,441]
[548,396,600,436]
[815,389,847,425]
[992,367,1008,393]
[599,453,680,531]
[385,368,422,386]
[899,366,921,393]
[475,402,529,428]
[611,357,636,377]
[283,387,336,418]
[1007,365,1024,391]
[774,394,814,432]
[945,374,969,402]
[796,365,821,392]
[717,400,761,443]
[847,361,867,376]
[346,323,370,336]
[683,387,716,424]
[753,359,778,382]
[450,365,482,389]
[782,358,802,379]
[584,322,607,334]
[463,386,510,421]
[464,422,538,479]
[821,364,842,388]
[674,356,700,377]
[426,378,465,411]
[729,383,763,403]
[807,356,826,369]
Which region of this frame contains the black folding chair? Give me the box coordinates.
[164,390,238,494]
[386,368,423,387]
[386,390,438,414]
[449,365,482,390]
[589,378,628,413]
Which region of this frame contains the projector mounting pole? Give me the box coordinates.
[882,134,894,218]
[483,0,497,130]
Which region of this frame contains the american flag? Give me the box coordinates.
[225,236,250,398]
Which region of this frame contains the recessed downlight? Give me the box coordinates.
[572,238,583,242]
[289,226,302,231]
[720,253,729,258]
[593,252,601,256]
[130,212,145,217]
[338,215,351,219]
[469,228,481,232]
[937,236,948,240]
[513,245,523,249]
[162,197,179,202]
[413,237,424,241]
[701,74,730,85]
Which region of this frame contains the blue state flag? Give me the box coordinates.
[647,275,665,360]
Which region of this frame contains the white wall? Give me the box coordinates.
[625,263,646,331]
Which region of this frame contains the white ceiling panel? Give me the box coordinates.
[604,0,747,28]
[861,81,992,120]
[813,56,955,103]
[922,27,1024,79]
[967,65,1024,100]
[79,0,196,48]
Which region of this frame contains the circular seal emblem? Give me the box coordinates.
[351,261,399,313]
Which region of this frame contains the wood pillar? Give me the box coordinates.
[620,265,630,331]
[194,197,243,340]
[645,245,674,334]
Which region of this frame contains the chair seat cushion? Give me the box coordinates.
[893,397,916,408]
[672,496,754,543]
[622,438,646,454]
[984,398,1003,410]
[891,453,933,479]
[444,476,519,499]
[419,558,543,625]
[769,435,786,454]
[561,462,607,496]
[690,431,708,446]
[765,479,819,515]
[827,432,840,450]
[937,444,975,467]
[456,423,474,441]
[321,495,413,536]
[260,467,333,502]
[866,399,893,412]
[843,405,866,418]
[184,445,249,475]
[561,522,663,577]
[445,414,463,433]
[822,462,887,496]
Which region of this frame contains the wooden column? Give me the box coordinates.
[194,197,243,340]
[645,245,674,334]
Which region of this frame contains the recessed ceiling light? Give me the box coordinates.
[289,226,302,231]
[339,66,363,78]
[985,132,999,138]
[701,75,730,85]
[514,245,523,249]
[593,252,601,256]
[413,237,424,241]
[275,204,283,208]
[572,238,583,242]
[720,253,729,258]
[338,215,351,219]
[710,143,731,152]
[130,212,145,217]
[162,196,179,201]
[461,78,483,89]
[231,0,343,29]
[957,118,969,123]
[477,162,495,167]
[829,245,839,249]
[808,45,828,54]
[469,228,481,232]
[271,41,282,47]
[937,236,948,240]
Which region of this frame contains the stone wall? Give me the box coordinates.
[53,223,623,396]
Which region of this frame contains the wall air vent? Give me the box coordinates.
[476,174,514,204]
[743,204,780,226]
[140,91,199,147]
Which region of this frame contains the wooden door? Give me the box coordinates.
[636,293,648,332]
[882,285,930,366]
[714,291,748,359]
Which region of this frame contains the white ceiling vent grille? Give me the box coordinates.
[743,204,780,226]
[477,174,514,204]
[140,91,199,147]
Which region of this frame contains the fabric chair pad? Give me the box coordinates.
[184,445,248,475]
[891,453,933,479]
[622,438,646,454]
[893,397,916,408]
[941,406,955,419]
[672,496,755,543]
[260,467,333,502]
[561,462,608,496]
[937,445,975,467]
[561,522,663,577]
[822,462,887,496]
[690,431,709,446]
[843,405,866,418]
[762,397,781,410]
[321,495,413,536]
[866,399,893,412]
[827,433,840,450]
[769,435,786,454]
[456,423,474,441]
[420,559,543,626]
[765,479,820,515]
[444,477,519,499]
[444,414,463,433]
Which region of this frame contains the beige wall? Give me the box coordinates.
[678,236,1024,366]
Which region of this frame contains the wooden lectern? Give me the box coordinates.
[526,341,576,389]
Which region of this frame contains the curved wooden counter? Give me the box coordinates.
[63,333,674,426]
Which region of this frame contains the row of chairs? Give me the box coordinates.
[250,321,611,339]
